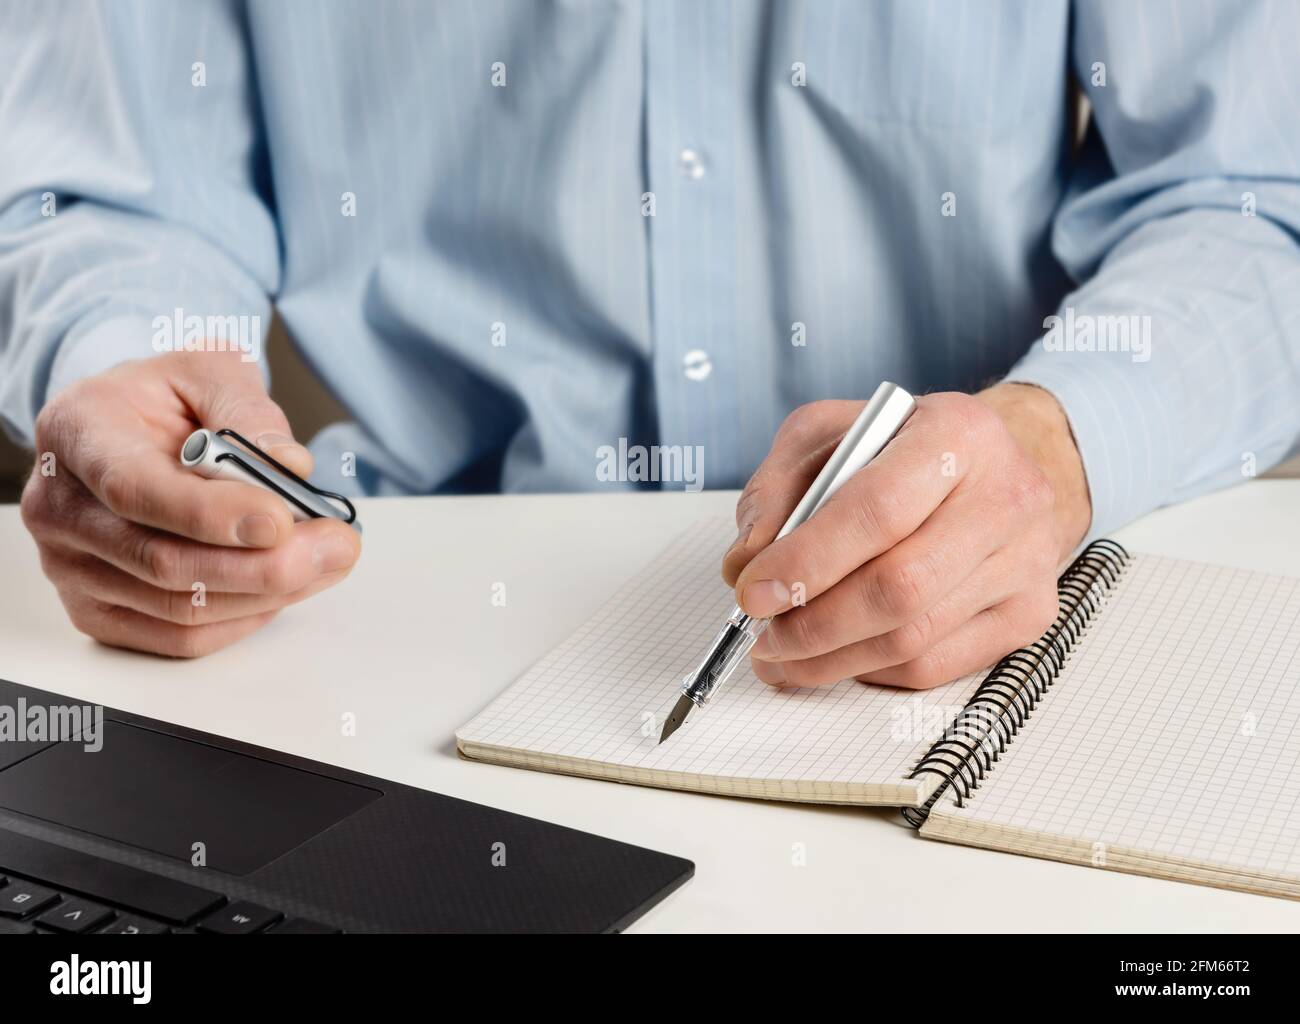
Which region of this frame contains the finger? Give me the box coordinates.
[51,501,361,595]
[754,535,1024,670]
[71,445,299,548]
[853,591,1061,690]
[734,402,974,617]
[20,456,95,541]
[750,550,1024,687]
[43,546,350,626]
[751,491,1035,663]
[722,401,864,586]
[167,350,313,478]
[58,589,282,659]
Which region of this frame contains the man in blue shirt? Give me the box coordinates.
[4,2,1299,682]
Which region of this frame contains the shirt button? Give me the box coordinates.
[683,349,713,381]
[678,148,708,180]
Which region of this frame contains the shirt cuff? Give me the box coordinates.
[1004,337,1179,546]
[46,315,160,399]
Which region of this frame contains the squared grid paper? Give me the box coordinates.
[927,553,1300,892]
[457,516,984,805]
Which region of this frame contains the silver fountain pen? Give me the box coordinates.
[659,381,917,744]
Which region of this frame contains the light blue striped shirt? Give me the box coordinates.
[3,0,1299,539]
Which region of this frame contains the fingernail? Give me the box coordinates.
[742,579,790,617]
[751,630,778,660]
[236,513,277,547]
[313,535,355,575]
[752,658,787,686]
[256,432,305,457]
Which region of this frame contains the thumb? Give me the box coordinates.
[721,401,861,588]
[721,469,805,588]
[172,351,314,479]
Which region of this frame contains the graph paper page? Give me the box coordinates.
[458,516,983,801]
[929,553,1300,879]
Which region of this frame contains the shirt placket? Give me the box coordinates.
[642,0,742,490]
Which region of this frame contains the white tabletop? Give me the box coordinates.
[3,480,1300,932]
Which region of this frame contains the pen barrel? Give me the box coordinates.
[179,429,353,526]
[775,381,916,540]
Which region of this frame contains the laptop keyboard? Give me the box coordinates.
[0,829,338,934]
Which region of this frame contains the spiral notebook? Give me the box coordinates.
[457,516,1300,900]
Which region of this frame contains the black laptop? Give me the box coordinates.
[0,678,691,933]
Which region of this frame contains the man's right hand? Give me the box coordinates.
[20,350,361,657]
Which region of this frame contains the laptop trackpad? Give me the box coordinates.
[0,720,381,875]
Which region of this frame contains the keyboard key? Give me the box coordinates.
[197,901,282,935]
[0,830,223,924]
[98,914,169,935]
[0,881,59,918]
[37,898,114,933]
[0,916,35,934]
[268,917,340,934]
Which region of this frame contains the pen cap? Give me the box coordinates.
[179,428,357,528]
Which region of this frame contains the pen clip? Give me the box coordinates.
[213,428,357,525]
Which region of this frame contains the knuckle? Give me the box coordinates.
[214,393,265,431]
[953,393,999,437]
[869,557,934,622]
[780,402,823,435]
[930,392,977,431]
[134,532,184,588]
[23,467,89,539]
[777,401,840,451]
[33,390,78,449]
[1006,466,1054,518]
[94,457,135,516]
[735,476,766,528]
[877,614,933,664]
[773,608,824,658]
[996,593,1060,655]
[1031,540,1059,581]
[60,594,104,641]
[847,486,907,544]
[1023,590,1062,640]
[19,476,51,533]
[39,547,87,591]
[892,652,950,690]
[35,543,62,580]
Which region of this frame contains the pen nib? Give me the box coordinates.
[658,693,696,745]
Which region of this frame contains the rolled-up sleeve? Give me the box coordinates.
[1007,0,1300,541]
[0,0,278,444]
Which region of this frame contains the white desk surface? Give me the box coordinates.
[3,480,1300,932]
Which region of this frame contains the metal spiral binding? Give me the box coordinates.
[901,539,1131,827]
